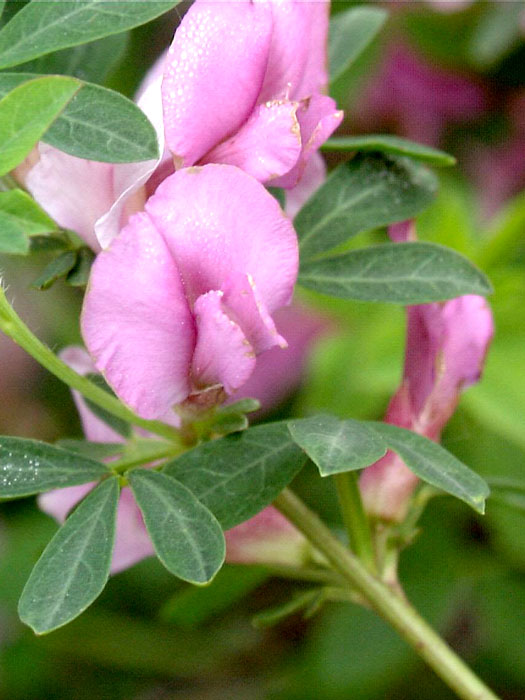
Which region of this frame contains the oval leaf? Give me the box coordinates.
[298,241,493,305]
[288,415,387,477]
[163,422,307,530]
[295,154,438,261]
[0,189,58,255]
[0,436,111,498]
[128,470,225,585]
[322,135,455,167]
[368,422,490,514]
[18,476,119,634]
[0,75,79,175]
[0,1,180,69]
[0,73,158,162]
[329,6,387,86]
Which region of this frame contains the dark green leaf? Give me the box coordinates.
[267,186,286,209]
[128,470,225,585]
[329,6,387,86]
[298,242,492,305]
[32,250,77,290]
[84,373,131,438]
[29,234,69,253]
[295,155,438,260]
[56,439,124,460]
[0,1,180,69]
[322,135,455,167]
[14,32,128,82]
[288,415,386,476]
[18,477,119,634]
[486,477,525,514]
[66,247,95,287]
[160,565,268,627]
[0,75,79,175]
[163,422,307,529]
[0,189,57,255]
[368,422,490,514]
[0,74,159,162]
[0,436,110,498]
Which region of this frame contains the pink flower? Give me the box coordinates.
[39,346,306,573]
[161,0,343,187]
[359,222,494,522]
[81,164,298,420]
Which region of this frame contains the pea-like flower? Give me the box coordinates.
[359,222,494,522]
[162,0,343,187]
[81,164,299,419]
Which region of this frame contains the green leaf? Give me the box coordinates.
[0,74,158,162]
[0,1,180,69]
[329,6,387,86]
[128,470,225,585]
[32,250,77,290]
[322,135,455,167]
[84,373,132,438]
[18,476,119,634]
[486,477,525,515]
[160,565,268,627]
[0,189,58,254]
[163,422,307,529]
[288,415,386,477]
[66,247,95,287]
[368,422,490,514]
[0,436,110,498]
[56,439,124,461]
[298,241,493,305]
[0,75,79,175]
[295,155,438,261]
[14,32,128,83]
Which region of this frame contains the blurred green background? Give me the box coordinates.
[1,1,524,698]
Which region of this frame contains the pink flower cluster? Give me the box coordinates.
[27,0,340,572]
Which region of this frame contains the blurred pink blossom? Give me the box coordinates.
[359,222,494,521]
[354,45,487,146]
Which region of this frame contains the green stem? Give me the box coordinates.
[0,288,182,443]
[334,471,377,574]
[274,488,500,700]
[110,445,180,475]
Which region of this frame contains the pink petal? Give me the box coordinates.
[146,165,298,313]
[285,150,326,219]
[191,290,256,393]
[81,211,195,419]
[162,1,272,167]
[225,506,307,566]
[111,488,154,574]
[259,0,330,102]
[25,144,113,251]
[224,273,287,354]
[272,94,343,189]
[202,99,302,183]
[39,484,93,523]
[59,347,125,444]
